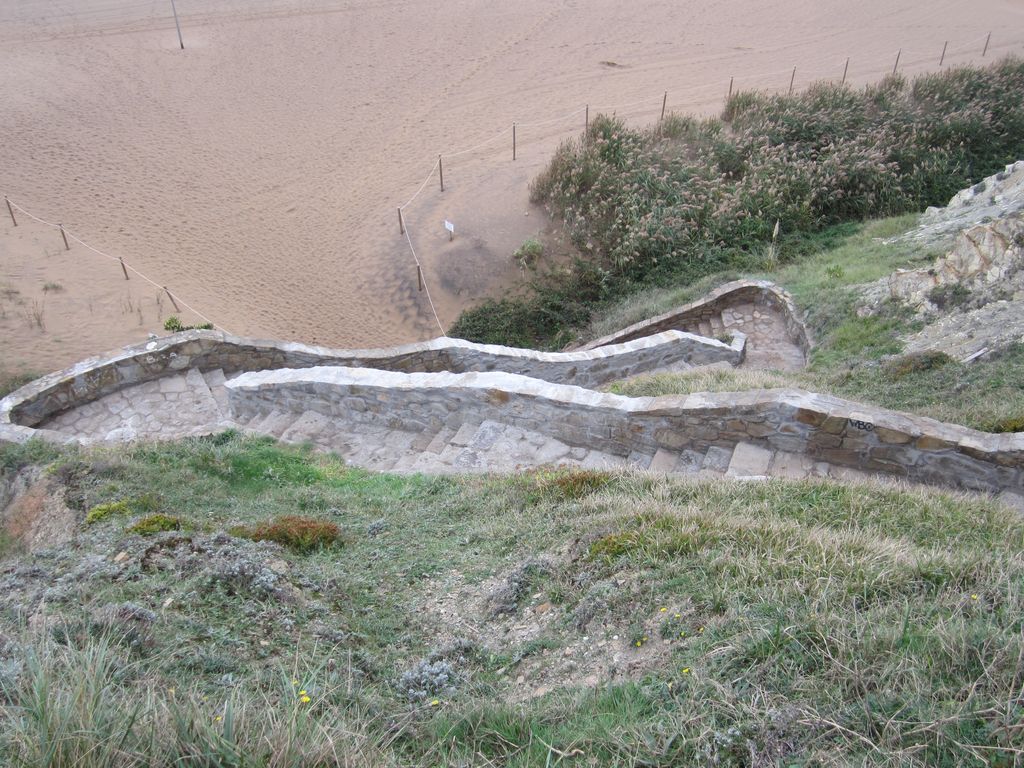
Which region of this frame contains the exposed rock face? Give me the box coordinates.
[0,468,77,552]
[861,215,1024,315]
[902,299,1024,360]
[858,163,1024,362]
[898,160,1024,245]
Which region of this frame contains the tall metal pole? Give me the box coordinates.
[170,0,184,50]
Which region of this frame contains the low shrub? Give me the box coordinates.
[86,494,164,524]
[928,282,972,310]
[236,515,342,553]
[514,238,543,270]
[884,350,954,379]
[451,58,1024,348]
[85,500,131,524]
[986,415,1024,434]
[164,316,214,333]
[532,468,612,500]
[126,513,182,535]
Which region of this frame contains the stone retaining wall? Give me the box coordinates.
[582,279,811,354]
[0,329,742,432]
[226,366,1024,494]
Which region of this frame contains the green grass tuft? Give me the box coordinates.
[126,513,182,535]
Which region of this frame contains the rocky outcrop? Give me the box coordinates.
[861,215,1024,315]
[897,160,1024,245]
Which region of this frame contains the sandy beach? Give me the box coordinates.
[2,0,1022,376]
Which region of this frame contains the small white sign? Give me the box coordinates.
[444,220,455,233]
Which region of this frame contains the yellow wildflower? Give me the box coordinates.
[429,699,440,707]
[300,694,311,704]
[660,607,667,613]
[299,690,308,696]
[970,594,979,601]
[681,667,690,675]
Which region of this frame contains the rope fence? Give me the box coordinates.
[2,196,230,335]
[393,30,1020,332]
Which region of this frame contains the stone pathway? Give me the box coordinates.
[709,303,804,371]
[33,284,826,484]
[42,366,897,487]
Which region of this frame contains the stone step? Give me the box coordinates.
[316,430,354,458]
[254,410,297,438]
[697,320,713,338]
[627,450,653,469]
[702,445,734,473]
[448,422,481,448]
[726,441,774,478]
[424,425,456,454]
[243,410,268,430]
[409,426,441,452]
[279,410,333,444]
[202,368,232,418]
[183,368,224,425]
[390,451,424,473]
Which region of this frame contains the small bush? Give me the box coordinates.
[398,659,457,703]
[514,238,544,270]
[85,500,131,524]
[164,316,214,333]
[987,415,1024,434]
[928,282,972,310]
[825,264,845,280]
[86,494,164,524]
[588,531,642,561]
[126,514,182,535]
[236,515,342,553]
[884,350,954,379]
[532,468,612,500]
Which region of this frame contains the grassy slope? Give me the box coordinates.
[1,435,1022,766]
[606,215,1024,432]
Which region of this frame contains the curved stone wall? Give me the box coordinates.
[0,328,743,433]
[226,366,1024,495]
[581,279,812,355]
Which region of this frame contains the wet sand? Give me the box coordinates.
[1,0,1022,374]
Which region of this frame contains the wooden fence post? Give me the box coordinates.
[164,287,180,312]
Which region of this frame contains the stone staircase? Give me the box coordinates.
[678,304,806,370]
[40,367,881,484]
